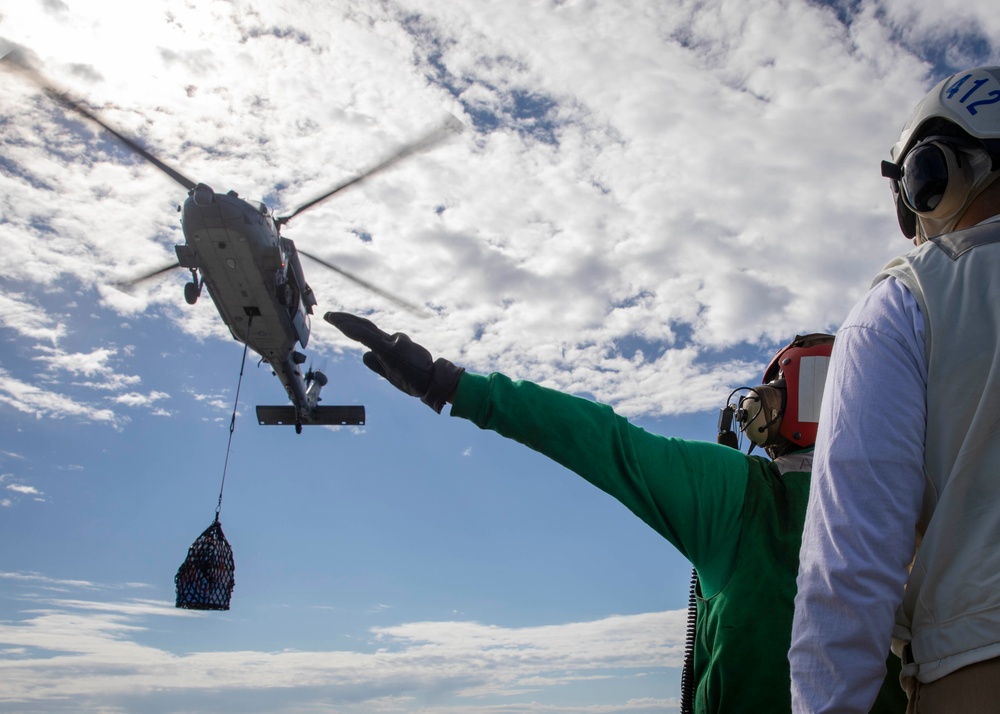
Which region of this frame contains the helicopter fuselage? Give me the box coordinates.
[174,184,363,431]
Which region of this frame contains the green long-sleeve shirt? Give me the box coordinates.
[451,372,905,714]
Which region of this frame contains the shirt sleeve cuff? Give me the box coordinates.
[449,372,490,421]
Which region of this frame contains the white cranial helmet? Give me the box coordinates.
[882,67,1000,241]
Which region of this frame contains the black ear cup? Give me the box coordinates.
[901,141,974,218]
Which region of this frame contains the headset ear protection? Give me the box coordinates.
[903,139,974,217]
[882,135,983,238]
[737,380,786,449]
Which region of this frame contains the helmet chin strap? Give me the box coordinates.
[916,165,1000,244]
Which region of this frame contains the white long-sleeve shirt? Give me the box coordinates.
[790,276,927,713]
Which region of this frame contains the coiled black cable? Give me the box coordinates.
[679,568,698,713]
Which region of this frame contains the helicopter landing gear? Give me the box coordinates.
[184,269,203,305]
[295,422,302,434]
[184,281,199,305]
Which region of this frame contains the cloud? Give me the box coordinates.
[0,338,163,425]
[0,590,685,713]
[72,373,144,391]
[0,366,120,425]
[0,571,100,590]
[0,293,67,343]
[111,390,170,408]
[0,572,155,593]
[4,0,950,426]
[5,483,40,496]
[33,345,122,378]
[187,387,236,413]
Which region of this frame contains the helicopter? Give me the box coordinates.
[2,49,458,434]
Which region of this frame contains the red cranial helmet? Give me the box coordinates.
[738,333,834,458]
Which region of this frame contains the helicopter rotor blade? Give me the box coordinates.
[276,117,463,226]
[1,49,198,192]
[297,249,428,317]
[111,261,182,293]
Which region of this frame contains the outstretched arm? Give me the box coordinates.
[327,311,751,585]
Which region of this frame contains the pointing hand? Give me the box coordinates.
[324,312,464,413]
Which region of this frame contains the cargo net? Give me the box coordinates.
[175,518,235,610]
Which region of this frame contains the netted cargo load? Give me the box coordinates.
[175,518,235,611]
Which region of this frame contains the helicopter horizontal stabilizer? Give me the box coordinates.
[256,405,366,427]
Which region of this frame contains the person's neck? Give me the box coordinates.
[955,181,1000,230]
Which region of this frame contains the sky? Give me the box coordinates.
[0,0,997,712]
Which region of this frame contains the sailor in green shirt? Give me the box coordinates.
[326,313,905,714]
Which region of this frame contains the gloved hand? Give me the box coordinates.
[324,312,464,413]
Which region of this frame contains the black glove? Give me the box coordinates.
[324,312,464,414]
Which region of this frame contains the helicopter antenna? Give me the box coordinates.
[1,49,198,192]
[276,116,463,226]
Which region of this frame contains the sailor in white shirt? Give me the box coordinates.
[790,66,1000,714]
